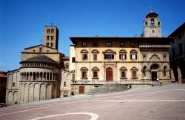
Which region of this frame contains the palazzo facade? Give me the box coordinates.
[69,11,173,94]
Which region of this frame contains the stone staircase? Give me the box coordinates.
[87,84,130,95]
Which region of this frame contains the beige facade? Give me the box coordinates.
[69,38,172,94]
[69,12,173,95]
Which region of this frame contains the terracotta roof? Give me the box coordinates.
[21,55,57,64]
[24,44,57,50]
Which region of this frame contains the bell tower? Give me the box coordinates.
[43,25,59,50]
[144,11,161,37]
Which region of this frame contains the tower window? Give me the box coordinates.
[158,22,160,26]
[151,18,154,23]
[47,29,50,33]
[145,21,148,26]
[151,18,155,27]
[46,43,49,47]
[47,36,50,40]
[51,29,54,33]
[50,36,54,40]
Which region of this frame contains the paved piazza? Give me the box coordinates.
[0,84,185,120]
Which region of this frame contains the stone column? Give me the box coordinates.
[33,83,40,101]
[40,84,46,100]
[28,84,34,102]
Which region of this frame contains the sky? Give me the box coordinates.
[0,0,185,71]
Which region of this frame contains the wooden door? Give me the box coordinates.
[106,67,113,81]
[79,86,85,94]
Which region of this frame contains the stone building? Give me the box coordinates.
[6,25,71,105]
[69,11,173,94]
[0,71,7,103]
[169,22,185,83]
[6,69,20,104]
[60,57,72,97]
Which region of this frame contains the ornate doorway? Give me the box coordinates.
[106,67,113,81]
[150,64,159,81]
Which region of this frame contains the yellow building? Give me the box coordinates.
[69,11,173,94]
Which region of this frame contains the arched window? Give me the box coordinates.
[103,49,116,60]
[81,49,88,60]
[81,67,88,79]
[92,67,99,79]
[131,67,138,79]
[120,67,127,79]
[130,50,137,60]
[92,49,99,61]
[119,50,127,60]
[163,66,167,77]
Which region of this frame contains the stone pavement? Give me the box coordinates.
[0,84,185,120]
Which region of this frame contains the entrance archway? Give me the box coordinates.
[106,67,113,81]
[150,64,159,81]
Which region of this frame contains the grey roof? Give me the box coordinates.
[21,55,57,64]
